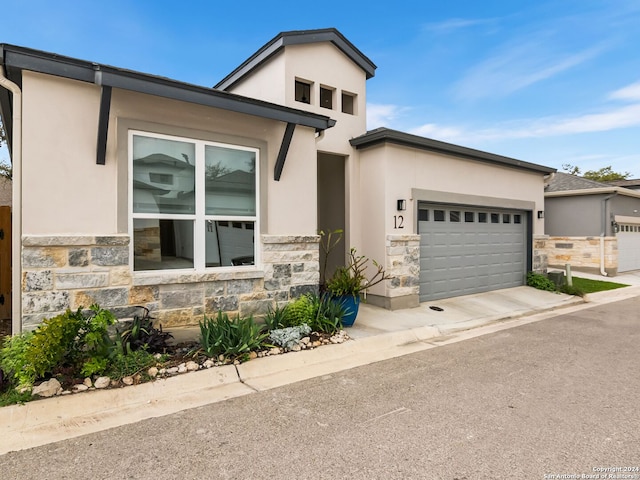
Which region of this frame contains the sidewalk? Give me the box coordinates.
[2,277,639,455]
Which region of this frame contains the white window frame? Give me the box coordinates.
[128,130,260,274]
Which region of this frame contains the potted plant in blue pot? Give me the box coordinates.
[326,248,390,327]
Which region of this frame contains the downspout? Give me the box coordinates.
[600,193,617,276]
[0,69,22,334]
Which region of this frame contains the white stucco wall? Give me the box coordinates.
[356,143,547,296]
[225,42,368,156]
[20,72,319,237]
[225,51,287,105]
[21,72,111,234]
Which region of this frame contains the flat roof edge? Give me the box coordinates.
[351,128,556,174]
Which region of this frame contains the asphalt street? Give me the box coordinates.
[1,296,639,479]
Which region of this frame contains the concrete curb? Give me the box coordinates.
[0,365,251,455]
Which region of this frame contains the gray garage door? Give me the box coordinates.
[419,203,527,302]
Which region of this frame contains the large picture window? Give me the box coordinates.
[130,131,258,272]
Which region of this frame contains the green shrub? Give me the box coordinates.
[262,303,290,331]
[284,295,316,327]
[526,272,557,292]
[199,311,267,358]
[1,304,118,387]
[0,331,35,388]
[25,308,86,382]
[275,294,345,334]
[105,349,156,380]
[307,294,345,334]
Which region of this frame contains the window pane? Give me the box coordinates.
[133,219,194,271]
[320,87,333,109]
[491,213,500,223]
[205,146,256,216]
[418,209,429,221]
[464,212,474,222]
[295,80,310,104]
[132,135,195,214]
[434,210,445,222]
[342,92,355,114]
[503,214,511,223]
[450,211,460,222]
[205,220,255,267]
[478,212,487,223]
[514,214,521,224]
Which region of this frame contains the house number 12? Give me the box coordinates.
[393,215,404,229]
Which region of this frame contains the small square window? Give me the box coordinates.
[450,211,460,222]
[342,92,356,114]
[503,214,511,223]
[434,210,445,222]
[478,212,487,223]
[514,214,521,224]
[491,213,500,223]
[464,212,474,222]
[295,80,311,104]
[418,209,429,221]
[320,86,334,109]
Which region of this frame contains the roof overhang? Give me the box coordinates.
[0,44,336,131]
[545,187,640,199]
[215,28,377,91]
[351,128,556,175]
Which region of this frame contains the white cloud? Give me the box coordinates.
[401,100,640,146]
[608,81,640,101]
[366,103,407,130]
[454,42,605,101]
[422,18,498,34]
[408,123,465,141]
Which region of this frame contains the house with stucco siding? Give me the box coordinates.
[0,28,555,334]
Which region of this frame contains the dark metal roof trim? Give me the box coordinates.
[0,44,336,131]
[215,28,377,91]
[350,128,556,174]
[274,123,296,181]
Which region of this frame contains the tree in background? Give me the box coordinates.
[0,117,10,179]
[562,164,630,182]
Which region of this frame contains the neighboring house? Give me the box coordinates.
[0,28,554,333]
[605,179,640,191]
[543,172,640,275]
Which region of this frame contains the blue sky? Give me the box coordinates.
[1,0,639,177]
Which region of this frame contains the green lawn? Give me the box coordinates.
[570,276,629,294]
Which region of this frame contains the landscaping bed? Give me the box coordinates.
[1,293,350,406]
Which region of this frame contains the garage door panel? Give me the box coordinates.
[617,227,640,272]
[419,204,526,302]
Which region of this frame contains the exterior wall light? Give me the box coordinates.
[397,199,406,211]
[537,210,544,219]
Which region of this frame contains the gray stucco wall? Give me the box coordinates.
[611,195,640,221]
[545,193,640,237]
[545,195,605,236]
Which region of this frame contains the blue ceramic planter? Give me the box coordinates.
[334,294,361,327]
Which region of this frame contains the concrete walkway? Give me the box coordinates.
[2,275,640,455]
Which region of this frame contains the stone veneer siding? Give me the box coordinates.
[365,234,420,310]
[20,234,319,330]
[535,235,618,276]
[532,234,549,274]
